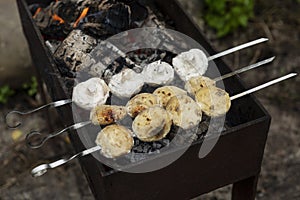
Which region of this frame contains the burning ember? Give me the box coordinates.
[29,0,148,39]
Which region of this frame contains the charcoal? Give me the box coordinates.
[53,29,97,75]
[198,121,209,135]
[142,6,166,28]
[28,3,47,15]
[45,40,62,54]
[79,3,130,39]
[124,0,148,27]
[152,142,162,149]
[31,1,78,38]
[142,144,151,153]
[149,149,160,154]
[170,128,197,147]
[161,139,170,146]
[127,153,147,163]
[132,145,143,153]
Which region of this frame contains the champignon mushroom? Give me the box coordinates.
[195,86,231,117]
[185,76,216,96]
[90,105,127,125]
[166,94,202,130]
[108,68,144,98]
[126,93,160,118]
[172,49,208,82]
[95,124,134,158]
[153,86,187,107]
[142,60,174,86]
[132,106,169,141]
[72,77,110,110]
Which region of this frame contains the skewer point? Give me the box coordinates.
[260,38,269,42]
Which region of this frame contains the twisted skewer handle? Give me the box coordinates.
[26,121,91,149]
[31,145,101,177]
[5,99,72,128]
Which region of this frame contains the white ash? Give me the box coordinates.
[54,29,97,72]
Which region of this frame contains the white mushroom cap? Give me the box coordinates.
[142,60,174,86]
[108,68,144,98]
[72,77,110,110]
[95,124,134,158]
[172,49,208,82]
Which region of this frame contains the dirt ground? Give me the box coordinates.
[180,0,300,199]
[0,0,299,199]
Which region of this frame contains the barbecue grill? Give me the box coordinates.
[16,0,271,199]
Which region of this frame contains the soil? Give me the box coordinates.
[0,0,299,199]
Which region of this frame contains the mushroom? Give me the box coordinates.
[132,106,171,142]
[95,124,134,158]
[185,76,216,96]
[195,86,231,117]
[172,49,208,82]
[166,94,202,130]
[153,86,187,107]
[72,77,110,110]
[126,93,160,118]
[90,105,127,125]
[142,60,174,86]
[108,68,144,98]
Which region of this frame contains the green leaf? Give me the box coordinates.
[204,0,254,37]
[0,85,14,104]
[238,15,248,26]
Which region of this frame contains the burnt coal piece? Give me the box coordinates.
[78,2,131,39]
[41,0,151,78]
[29,0,79,38]
[54,29,97,77]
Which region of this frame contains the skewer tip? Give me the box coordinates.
[260,37,269,42]
[269,56,276,61]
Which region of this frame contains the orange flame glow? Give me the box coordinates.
[73,7,89,28]
[33,7,42,19]
[52,13,65,24]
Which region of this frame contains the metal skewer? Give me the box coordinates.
[30,72,297,177]
[31,145,101,177]
[213,56,275,82]
[26,121,91,149]
[208,38,268,61]
[5,99,72,128]
[5,38,268,128]
[24,58,275,148]
[230,73,297,100]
